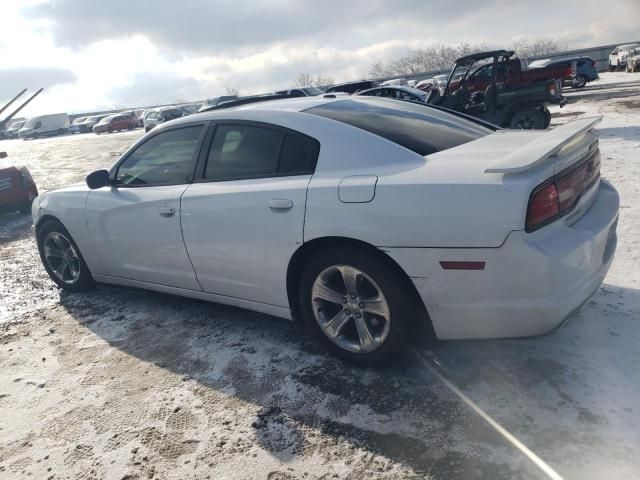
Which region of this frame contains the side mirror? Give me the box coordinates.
[0,152,7,159]
[86,169,110,189]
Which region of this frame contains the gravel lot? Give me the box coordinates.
[1,72,639,480]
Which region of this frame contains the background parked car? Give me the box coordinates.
[198,95,238,112]
[74,115,107,133]
[528,56,598,88]
[93,114,136,134]
[143,106,187,132]
[70,116,87,134]
[3,119,26,138]
[626,49,640,72]
[609,43,640,71]
[326,80,379,94]
[274,86,324,97]
[415,78,436,92]
[0,151,38,214]
[357,86,428,103]
[19,113,70,139]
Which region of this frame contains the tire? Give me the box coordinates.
[145,126,151,133]
[509,108,546,130]
[609,64,616,72]
[36,219,94,292]
[298,246,417,365]
[108,127,113,134]
[542,108,551,129]
[573,75,587,88]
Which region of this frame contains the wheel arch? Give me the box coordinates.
[286,236,436,337]
[35,214,63,238]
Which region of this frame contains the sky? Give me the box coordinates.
[1,0,639,116]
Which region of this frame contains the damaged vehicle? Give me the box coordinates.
[32,96,618,364]
[428,50,567,129]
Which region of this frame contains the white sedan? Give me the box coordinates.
[32,96,619,363]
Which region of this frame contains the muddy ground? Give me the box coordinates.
[0,72,639,480]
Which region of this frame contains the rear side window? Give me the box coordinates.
[306,98,492,156]
[204,124,319,181]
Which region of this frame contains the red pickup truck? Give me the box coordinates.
[0,153,38,214]
[448,57,572,94]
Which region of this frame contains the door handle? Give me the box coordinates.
[268,199,293,211]
[158,205,176,217]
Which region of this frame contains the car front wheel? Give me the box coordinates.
[37,219,94,292]
[298,247,415,364]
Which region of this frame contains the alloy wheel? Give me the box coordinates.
[311,265,391,353]
[43,231,81,284]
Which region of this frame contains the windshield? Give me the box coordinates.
[161,109,183,120]
[24,117,41,128]
[306,98,492,156]
[98,116,115,124]
[302,87,324,96]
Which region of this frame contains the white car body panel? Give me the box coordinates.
[181,175,311,308]
[31,96,619,340]
[85,185,200,290]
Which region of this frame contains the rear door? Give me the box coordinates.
[181,121,320,307]
[86,124,207,289]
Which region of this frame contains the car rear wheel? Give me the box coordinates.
[509,108,546,130]
[573,75,587,88]
[37,219,93,292]
[298,247,414,365]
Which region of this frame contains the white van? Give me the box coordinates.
[19,113,70,139]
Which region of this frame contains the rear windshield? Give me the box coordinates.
[305,98,493,156]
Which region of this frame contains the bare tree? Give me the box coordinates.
[368,39,563,79]
[225,86,240,96]
[294,72,314,87]
[313,74,334,87]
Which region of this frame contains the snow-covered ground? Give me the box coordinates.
[0,72,639,479]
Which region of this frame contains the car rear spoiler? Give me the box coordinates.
[484,116,602,174]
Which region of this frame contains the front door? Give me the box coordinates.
[86,124,206,290]
[181,122,320,307]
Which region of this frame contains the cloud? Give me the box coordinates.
[0,67,77,104]
[23,0,494,54]
[107,72,211,107]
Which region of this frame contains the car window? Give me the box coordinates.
[205,125,282,180]
[116,126,203,186]
[289,90,306,98]
[278,133,320,174]
[306,98,492,156]
[204,124,319,181]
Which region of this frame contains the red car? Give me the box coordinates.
[0,153,38,214]
[92,114,136,134]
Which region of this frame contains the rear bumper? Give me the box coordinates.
[0,184,38,212]
[384,180,619,339]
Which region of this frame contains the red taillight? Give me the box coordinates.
[527,182,559,230]
[526,148,601,232]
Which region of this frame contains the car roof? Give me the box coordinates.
[456,50,514,63]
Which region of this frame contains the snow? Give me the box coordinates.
[0,72,639,479]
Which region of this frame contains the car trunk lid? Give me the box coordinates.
[484,117,601,174]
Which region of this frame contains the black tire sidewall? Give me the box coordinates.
[298,247,414,365]
[510,108,545,130]
[37,219,94,292]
